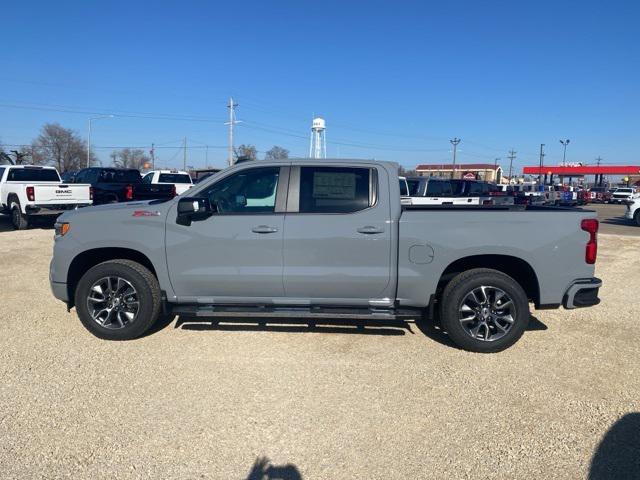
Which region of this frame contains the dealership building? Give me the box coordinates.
[415,163,503,183]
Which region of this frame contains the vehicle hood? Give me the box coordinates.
[57,199,175,223]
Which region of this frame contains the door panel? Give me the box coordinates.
[166,214,284,297]
[282,165,392,301]
[165,166,286,299]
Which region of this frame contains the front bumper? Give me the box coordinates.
[50,281,69,303]
[563,277,602,309]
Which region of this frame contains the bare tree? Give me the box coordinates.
[264,145,289,161]
[31,123,90,172]
[111,148,150,170]
[234,144,257,162]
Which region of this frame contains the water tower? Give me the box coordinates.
[309,117,327,159]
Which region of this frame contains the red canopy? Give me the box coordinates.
[522,165,640,175]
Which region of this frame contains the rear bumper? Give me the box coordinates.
[563,277,602,309]
[26,204,92,215]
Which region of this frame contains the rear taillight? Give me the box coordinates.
[581,218,598,264]
[26,186,35,201]
[89,187,94,201]
[125,184,134,201]
[171,184,177,197]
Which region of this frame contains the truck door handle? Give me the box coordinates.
[357,225,385,234]
[252,225,279,234]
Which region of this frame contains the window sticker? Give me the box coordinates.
[312,172,356,200]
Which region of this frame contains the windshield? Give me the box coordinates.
[99,169,141,183]
[158,173,192,184]
[7,168,60,182]
[616,188,632,193]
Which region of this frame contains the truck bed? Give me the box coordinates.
[397,206,596,308]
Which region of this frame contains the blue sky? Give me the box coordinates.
[1,0,638,171]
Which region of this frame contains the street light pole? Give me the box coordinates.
[450,138,460,178]
[87,115,114,168]
[559,139,570,166]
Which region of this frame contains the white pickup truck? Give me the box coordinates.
[625,196,640,226]
[0,165,92,229]
[141,169,194,196]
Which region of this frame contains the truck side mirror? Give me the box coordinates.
[176,197,216,226]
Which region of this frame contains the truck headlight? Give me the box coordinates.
[54,222,70,237]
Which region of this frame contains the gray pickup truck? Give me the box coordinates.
[50,159,601,353]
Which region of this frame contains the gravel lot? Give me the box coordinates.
[1,217,639,479]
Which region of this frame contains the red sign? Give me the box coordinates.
[463,172,476,180]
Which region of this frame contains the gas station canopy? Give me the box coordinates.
[522,165,640,176]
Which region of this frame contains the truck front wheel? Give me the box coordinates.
[74,259,161,340]
[439,268,530,353]
[634,210,640,227]
[11,203,29,230]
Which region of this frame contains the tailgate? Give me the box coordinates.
[34,183,92,204]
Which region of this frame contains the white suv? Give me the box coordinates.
[625,197,640,226]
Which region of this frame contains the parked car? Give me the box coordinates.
[589,187,611,203]
[611,187,637,204]
[60,171,77,183]
[450,179,515,206]
[496,184,544,206]
[50,159,601,353]
[406,177,493,206]
[625,196,640,226]
[399,176,412,205]
[577,188,590,206]
[72,167,176,205]
[142,169,194,195]
[0,165,92,230]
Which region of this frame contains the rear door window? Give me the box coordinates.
[98,169,141,183]
[299,167,373,213]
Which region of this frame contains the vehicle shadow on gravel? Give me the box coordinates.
[174,316,411,336]
[0,214,55,233]
[589,413,640,479]
[245,456,302,480]
[414,314,548,350]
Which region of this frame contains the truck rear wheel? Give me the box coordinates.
[74,259,161,340]
[439,268,530,353]
[634,211,640,227]
[11,203,29,230]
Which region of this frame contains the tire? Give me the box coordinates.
[439,268,530,353]
[634,211,640,227]
[74,259,161,340]
[10,202,29,230]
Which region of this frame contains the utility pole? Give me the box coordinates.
[226,97,240,166]
[596,156,603,186]
[559,139,570,166]
[507,150,516,184]
[183,137,187,171]
[205,145,209,167]
[450,138,461,179]
[150,143,155,170]
[494,158,500,182]
[538,144,545,189]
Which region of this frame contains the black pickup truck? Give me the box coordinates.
[72,167,176,205]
